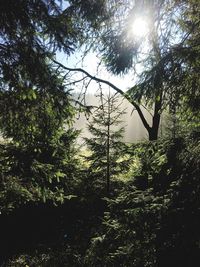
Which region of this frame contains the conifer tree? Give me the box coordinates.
[84,91,129,195]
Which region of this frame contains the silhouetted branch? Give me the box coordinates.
[52,59,151,132]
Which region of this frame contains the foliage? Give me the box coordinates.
[85,133,200,267]
[6,245,83,267]
[0,1,200,266]
[0,85,74,143]
[84,93,130,194]
[2,132,199,266]
[0,0,110,95]
[60,0,200,140]
[0,0,110,142]
[85,188,160,267]
[0,126,81,213]
[0,0,77,95]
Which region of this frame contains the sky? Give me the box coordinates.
[56,49,136,94]
[55,0,152,94]
[56,49,154,142]
[54,1,156,141]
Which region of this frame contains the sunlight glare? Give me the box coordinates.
[131,17,148,38]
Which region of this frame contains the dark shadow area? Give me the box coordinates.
[0,198,106,265]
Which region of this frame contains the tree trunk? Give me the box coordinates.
[148,111,161,141]
[148,91,163,141]
[148,125,159,141]
[106,95,111,195]
[106,123,110,195]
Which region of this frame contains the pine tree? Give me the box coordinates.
[84,91,129,195]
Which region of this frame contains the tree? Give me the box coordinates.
[53,0,200,140]
[1,1,199,141]
[0,0,109,207]
[0,0,110,92]
[85,187,158,267]
[0,0,76,91]
[84,91,129,195]
[0,122,81,212]
[0,0,109,138]
[85,133,200,267]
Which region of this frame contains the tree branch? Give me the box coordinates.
[52,59,151,132]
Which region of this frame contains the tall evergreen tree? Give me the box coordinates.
[0,0,108,141]
[84,92,129,195]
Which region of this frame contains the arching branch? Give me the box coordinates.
[52,59,151,132]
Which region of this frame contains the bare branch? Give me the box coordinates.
[52,59,151,132]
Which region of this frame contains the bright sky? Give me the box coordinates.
[56,49,137,94]
[55,0,152,94]
[56,0,181,95]
[54,3,157,141]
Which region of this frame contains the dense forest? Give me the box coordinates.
[0,0,199,266]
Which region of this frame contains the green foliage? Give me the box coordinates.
[84,93,130,194]
[6,246,83,267]
[68,0,108,30]
[0,85,74,144]
[0,1,200,265]
[0,1,82,214]
[74,0,200,140]
[85,188,161,267]
[85,132,200,267]
[2,132,199,266]
[0,127,81,213]
[0,0,82,92]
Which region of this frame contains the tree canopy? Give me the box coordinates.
[52,0,200,140]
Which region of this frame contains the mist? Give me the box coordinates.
[73,93,155,144]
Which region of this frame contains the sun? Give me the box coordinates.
[131,17,148,38]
